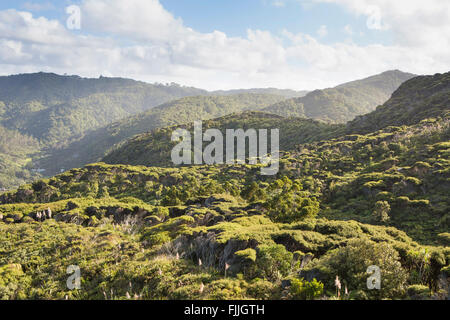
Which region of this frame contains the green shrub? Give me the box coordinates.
[235,248,257,262]
[147,232,171,246]
[256,244,295,281]
[406,285,431,300]
[290,278,324,300]
[373,201,390,223]
[438,232,450,246]
[306,238,408,299]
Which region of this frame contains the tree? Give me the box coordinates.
[264,176,319,223]
[241,181,266,202]
[374,201,390,223]
[256,244,295,281]
[307,238,407,299]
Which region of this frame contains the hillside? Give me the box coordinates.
[37,94,288,176]
[0,116,448,299]
[0,72,448,300]
[0,72,207,147]
[263,70,416,122]
[0,73,210,188]
[0,125,41,189]
[347,71,450,133]
[102,112,341,167]
[0,71,417,188]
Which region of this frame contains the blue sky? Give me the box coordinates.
[0,0,448,90]
[161,0,393,45]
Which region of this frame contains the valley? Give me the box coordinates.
[0,71,448,300]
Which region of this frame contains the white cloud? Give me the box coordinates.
[0,0,449,91]
[314,0,450,47]
[22,2,55,12]
[82,0,187,42]
[317,25,328,38]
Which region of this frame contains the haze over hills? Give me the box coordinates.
[212,88,309,98]
[263,70,416,122]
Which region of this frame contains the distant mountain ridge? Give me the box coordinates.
[0,72,207,146]
[347,71,450,133]
[101,70,450,171]
[0,70,420,188]
[37,94,288,176]
[212,88,308,98]
[263,70,417,122]
[0,72,208,188]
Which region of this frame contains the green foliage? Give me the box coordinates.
[437,233,450,246]
[255,244,295,281]
[235,248,257,263]
[0,264,31,299]
[0,73,207,188]
[264,70,415,123]
[103,112,340,168]
[373,200,391,223]
[406,285,432,300]
[348,71,450,133]
[0,125,41,189]
[264,177,320,223]
[290,278,324,300]
[39,95,288,177]
[306,238,408,299]
[0,71,448,300]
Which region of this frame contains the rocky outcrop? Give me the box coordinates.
[173,232,259,275]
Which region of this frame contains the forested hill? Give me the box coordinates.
[347,71,450,133]
[0,72,207,147]
[0,72,208,188]
[0,72,206,105]
[37,94,289,176]
[263,70,416,122]
[0,70,425,189]
[0,72,448,300]
[102,112,341,167]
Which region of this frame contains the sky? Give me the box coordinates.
[0,0,449,90]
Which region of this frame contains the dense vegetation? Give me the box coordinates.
[0,125,41,188]
[0,71,448,300]
[0,72,206,146]
[0,71,413,189]
[102,112,341,167]
[347,71,450,133]
[264,70,416,122]
[37,94,287,177]
[0,73,208,188]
